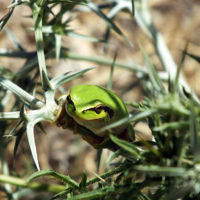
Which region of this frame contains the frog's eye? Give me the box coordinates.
[83,105,114,119]
[66,95,76,111]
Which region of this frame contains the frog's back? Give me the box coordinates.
[70,85,128,121]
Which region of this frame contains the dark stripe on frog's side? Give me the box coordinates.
[82,105,114,119]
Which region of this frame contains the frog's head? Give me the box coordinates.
[66,93,114,121]
[64,85,128,136]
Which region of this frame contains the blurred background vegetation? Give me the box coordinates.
[0,0,200,199]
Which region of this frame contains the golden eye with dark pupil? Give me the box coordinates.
[66,95,76,111]
[83,106,114,119]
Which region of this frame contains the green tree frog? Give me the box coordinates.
[55,85,130,149]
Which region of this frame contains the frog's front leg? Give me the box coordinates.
[53,99,106,146]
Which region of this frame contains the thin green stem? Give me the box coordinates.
[32,2,52,91]
[62,50,148,74]
[0,174,66,193]
[86,162,131,185]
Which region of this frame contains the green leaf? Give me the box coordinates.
[55,33,62,61]
[0,111,20,120]
[131,0,135,17]
[0,50,36,59]
[96,149,103,173]
[183,50,200,63]
[27,170,79,188]
[67,31,105,43]
[26,122,40,171]
[14,125,26,157]
[15,55,38,78]
[99,109,157,132]
[133,165,186,176]
[37,122,47,135]
[51,66,97,89]
[6,119,22,136]
[5,28,25,51]
[174,43,188,92]
[107,52,117,90]
[62,50,147,73]
[0,4,15,31]
[49,0,87,7]
[107,148,127,163]
[0,75,43,109]
[67,187,114,200]
[140,44,164,93]
[88,2,132,47]
[189,105,200,160]
[51,188,72,200]
[128,124,135,141]
[153,121,188,132]
[86,162,132,186]
[32,2,52,91]
[79,172,87,192]
[109,134,141,159]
